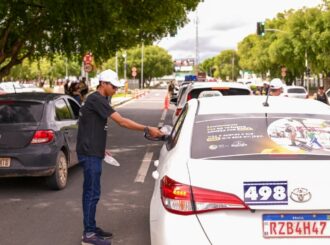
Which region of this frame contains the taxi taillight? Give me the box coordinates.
[175,108,182,116]
[31,130,55,144]
[161,176,249,215]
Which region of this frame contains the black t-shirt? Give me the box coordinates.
[76,91,115,157]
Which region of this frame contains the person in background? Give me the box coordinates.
[69,82,82,104]
[77,69,163,245]
[168,80,175,97]
[64,79,70,95]
[79,77,89,101]
[313,86,329,105]
[269,78,284,96]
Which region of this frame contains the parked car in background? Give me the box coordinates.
[0,87,6,95]
[21,83,45,92]
[325,88,330,102]
[0,81,24,93]
[0,82,44,93]
[170,82,190,106]
[0,93,80,190]
[281,85,308,99]
[150,95,330,245]
[172,81,251,124]
[198,90,223,98]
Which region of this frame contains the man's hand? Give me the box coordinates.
[148,126,164,138]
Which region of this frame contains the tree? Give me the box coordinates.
[0,0,201,80]
[199,57,216,77]
[7,54,81,81]
[102,45,173,88]
[212,50,240,81]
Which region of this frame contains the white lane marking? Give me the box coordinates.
[134,150,154,183]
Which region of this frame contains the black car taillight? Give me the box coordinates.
[31,130,54,144]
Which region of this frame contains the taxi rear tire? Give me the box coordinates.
[46,151,68,190]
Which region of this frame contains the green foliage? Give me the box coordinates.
[0,0,201,79]
[6,54,81,81]
[101,45,173,87]
[236,3,330,81]
[199,57,215,76]
[212,50,240,81]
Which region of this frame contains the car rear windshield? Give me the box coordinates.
[189,87,250,98]
[0,101,44,123]
[287,88,306,93]
[192,113,330,160]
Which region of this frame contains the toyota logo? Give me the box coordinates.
[290,188,312,203]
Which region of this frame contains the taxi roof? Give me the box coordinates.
[196,95,330,115]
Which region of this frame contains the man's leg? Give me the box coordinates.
[79,155,103,234]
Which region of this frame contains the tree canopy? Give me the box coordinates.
[102,45,173,88]
[201,0,330,83]
[0,0,202,80]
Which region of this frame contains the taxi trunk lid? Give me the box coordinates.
[187,159,330,210]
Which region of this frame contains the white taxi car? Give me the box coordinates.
[172,81,251,124]
[150,95,330,245]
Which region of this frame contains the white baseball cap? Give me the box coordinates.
[270,78,284,89]
[98,69,124,87]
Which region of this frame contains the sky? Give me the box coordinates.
[157,0,323,62]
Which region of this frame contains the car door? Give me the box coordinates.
[65,97,80,165]
[54,98,80,166]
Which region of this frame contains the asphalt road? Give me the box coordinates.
[0,89,174,245]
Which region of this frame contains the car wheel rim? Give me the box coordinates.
[58,156,67,185]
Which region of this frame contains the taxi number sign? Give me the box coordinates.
[263,214,330,238]
[244,181,288,205]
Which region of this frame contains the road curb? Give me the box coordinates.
[111,90,150,107]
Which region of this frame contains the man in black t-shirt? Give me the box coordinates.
[77,69,163,245]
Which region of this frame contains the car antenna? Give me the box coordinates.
[263,85,270,107]
[13,83,17,94]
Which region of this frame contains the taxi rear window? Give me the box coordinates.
[0,101,44,123]
[189,87,250,99]
[287,88,306,93]
[191,113,330,160]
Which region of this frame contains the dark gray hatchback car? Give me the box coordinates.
[0,93,80,190]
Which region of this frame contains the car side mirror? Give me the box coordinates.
[144,125,172,141]
[170,97,177,105]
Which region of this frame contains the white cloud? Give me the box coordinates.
[157,0,323,61]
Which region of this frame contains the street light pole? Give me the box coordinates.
[115,52,118,75]
[195,11,199,73]
[232,54,235,81]
[305,50,309,93]
[141,42,144,89]
[65,57,68,79]
[123,51,127,81]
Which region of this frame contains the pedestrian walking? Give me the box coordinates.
[77,69,163,245]
[168,80,175,97]
[313,86,329,105]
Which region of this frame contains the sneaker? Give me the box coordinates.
[81,233,111,245]
[95,227,113,239]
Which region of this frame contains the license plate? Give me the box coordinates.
[0,157,10,168]
[263,214,330,238]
